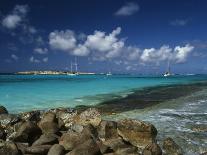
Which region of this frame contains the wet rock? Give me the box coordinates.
[0,140,19,155]
[13,121,42,144]
[162,137,183,155]
[32,133,59,146]
[98,120,118,141]
[25,144,52,154]
[66,138,101,155]
[20,110,41,122]
[117,119,157,149]
[59,131,83,151]
[75,108,101,127]
[39,112,59,134]
[48,144,65,155]
[0,106,8,114]
[143,143,162,155]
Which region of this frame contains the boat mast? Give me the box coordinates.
[74,57,78,73]
[70,61,73,73]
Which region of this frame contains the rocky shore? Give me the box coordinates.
[0,106,205,155]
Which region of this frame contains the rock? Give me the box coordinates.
[13,121,42,144]
[192,124,207,132]
[117,119,157,149]
[96,140,113,154]
[32,134,59,146]
[55,108,78,129]
[103,138,139,155]
[98,120,118,141]
[20,110,41,122]
[162,137,183,155]
[0,126,6,140]
[81,124,98,140]
[200,152,207,155]
[48,144,65,155]
[16,142,29,154]
[0,106,8,114]
[75,108,101,127]
[0,114,21,128]
[39,112,59,134]
[59,131,83,151]
[143,143,162,155]
[0,140,19,155]
[69,124,84,133]
[25,145,52,154]
[66,138,101,155]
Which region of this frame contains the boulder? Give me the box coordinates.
[143,143,162,155]
[98,120,118,141]
[13,121,42,144]
[16,142,29,154]
[103,138,139,154]
[25,145,52,154]
[32,134,59,146]
[117,119,157,149]
[38,112,59,134]
[75,108,101,127]
[55,108,78,129]
[0,106,8,114]
[59,131,83,151]
[20,110,41,122]
[0,140,19,155]
[0,114,20,128]
[66,138,101,155]
[162,137,183,155]
[48,144,65,155]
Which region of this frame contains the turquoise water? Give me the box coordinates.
[0,74,206,113]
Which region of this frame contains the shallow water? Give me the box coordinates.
[1,74,206,113]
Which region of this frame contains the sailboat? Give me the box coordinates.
[67,58,78,76]
[163,61,172,77]
[106,71,112,76]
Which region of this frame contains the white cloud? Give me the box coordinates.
[72,44,90,56]
[29,56,40,63]
[34,48,48,54]
[125,46,141,60]
[49,30,76,51]
[11,54,19,61]
[115,2,139,16]
[42,57,48,63]
[1,5,28,29]
[173,44,194,63]
[2,15,21,29]
[170,19,188,26]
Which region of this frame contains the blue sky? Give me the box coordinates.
[0,0,207,74]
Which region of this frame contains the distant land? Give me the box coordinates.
[16,71,96,75]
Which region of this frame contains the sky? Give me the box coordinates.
[0,0,207,74]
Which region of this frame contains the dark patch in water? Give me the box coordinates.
[75,82,207,114]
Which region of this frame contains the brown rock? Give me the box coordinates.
[48,144,65,155]
[25,145,52,154]
[0,126,6,140]
[66,138,101,155]
[98,120,118,141]
[0,140,19,155]
[75,108,101,127]
[117,119,157,149]
[20,110,41,122]
[162,137,183,155]
[13,121,42,144]
[32,134,59,146]
[143,143,162,155]
[0,106,8,114]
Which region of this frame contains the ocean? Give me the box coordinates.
[0,74,207,154]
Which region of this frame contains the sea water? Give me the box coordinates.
[0,74,207,154]
[0,74,206,113]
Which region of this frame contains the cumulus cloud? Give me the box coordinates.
[49,30,76,51]
[115,2,139,16]
[48,27,194,65]
[1,5,28,29]
[34,48,48,54]
[11,54,19,61]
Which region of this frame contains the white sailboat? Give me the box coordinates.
[106,71,112,76]
[163,61,172,77]
[67,57,78,76]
